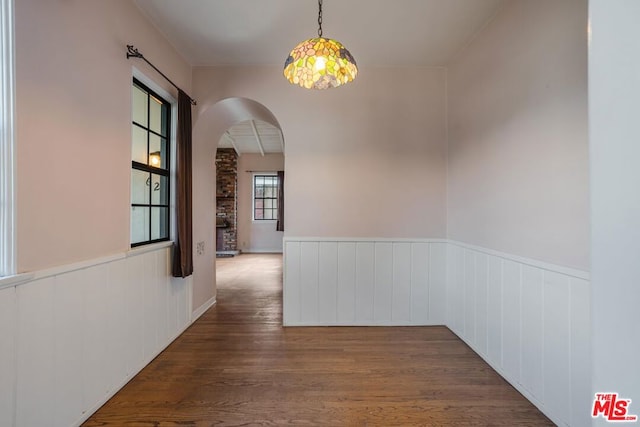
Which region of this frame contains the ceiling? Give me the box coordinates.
[134,0,507,154]
[134,0,506,67]
[218,120,284,155]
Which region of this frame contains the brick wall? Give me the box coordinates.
[215,148,237,251]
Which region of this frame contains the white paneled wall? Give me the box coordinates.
[283,238,591,427]
[0,244,192,427]
[283,238,448,326]
[446,241,591,427]
[0,287,16,427]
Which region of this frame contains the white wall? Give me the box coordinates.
[447,0,589,271]
[193,66,448,241]
[237,153,285,253]
[589,1,640,424]
[15,0,192,272]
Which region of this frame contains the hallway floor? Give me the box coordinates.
[84,253,552,426]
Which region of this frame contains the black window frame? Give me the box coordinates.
[253,175,279,221]
[131,78,171,247]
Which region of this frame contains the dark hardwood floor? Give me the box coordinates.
[83,254,553,426]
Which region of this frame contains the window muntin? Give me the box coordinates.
[253,175,279,220]
[131,79,171,246]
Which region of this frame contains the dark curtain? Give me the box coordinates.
[276,170,285,232]
[172,90,194,278]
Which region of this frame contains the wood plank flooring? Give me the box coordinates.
[83,254,553,426]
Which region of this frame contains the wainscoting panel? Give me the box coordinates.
[318,242,338,324]
[336,242,356,323]
[446,241,591,427]
[0,287,15,427]
[570,277,592,427]
[521,265,544,401]
[446,244,464,334]
[486,254,503,367]
[391,243,411,323]
[1,244,192,427]
[355,242,375,323]
[409,243,429,324]
[428,243,447,324]
[474,252,488,357]
[16,277,56,427]
[300,242,320,324]
[373,242,393,322]
[502,259,522,383]
[54,270,84,427]
[283,241,301,324]
[543,270,572,425]
[283,238,448,326]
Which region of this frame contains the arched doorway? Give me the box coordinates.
[190,97,284,314]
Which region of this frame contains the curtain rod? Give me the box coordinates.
[126,45,197,106]
[245,170,280,173]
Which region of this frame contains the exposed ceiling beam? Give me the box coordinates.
[249,120,265,157]
[223,132,241,157]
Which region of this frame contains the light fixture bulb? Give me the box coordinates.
[149,152,161,167]
[314,56,327,71]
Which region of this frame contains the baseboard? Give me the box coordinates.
[216,250,239,256]
[191,296,217,322]
[242,249,283,254]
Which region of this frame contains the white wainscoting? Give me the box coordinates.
[283,237,591,427]
[283,238,448,326]
[0,243,193,427]
[446,241,591,427]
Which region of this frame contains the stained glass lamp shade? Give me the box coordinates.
[284,37,358,89]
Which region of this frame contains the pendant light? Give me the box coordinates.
[283,0,358,89]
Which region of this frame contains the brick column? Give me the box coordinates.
[215,148,237,252]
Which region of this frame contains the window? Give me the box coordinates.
[131,78,171,246]
[0,0,15,276]
[253,175,279,220]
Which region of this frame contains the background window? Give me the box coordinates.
[131,79,171,246]
[253,175,278,220]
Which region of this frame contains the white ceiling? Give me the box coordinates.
[134,0,506,67]
[134,0,507,154]
[218,120,284,155]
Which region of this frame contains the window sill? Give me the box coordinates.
[127,240,173,258]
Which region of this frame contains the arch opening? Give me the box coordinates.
[191,97,285,313]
